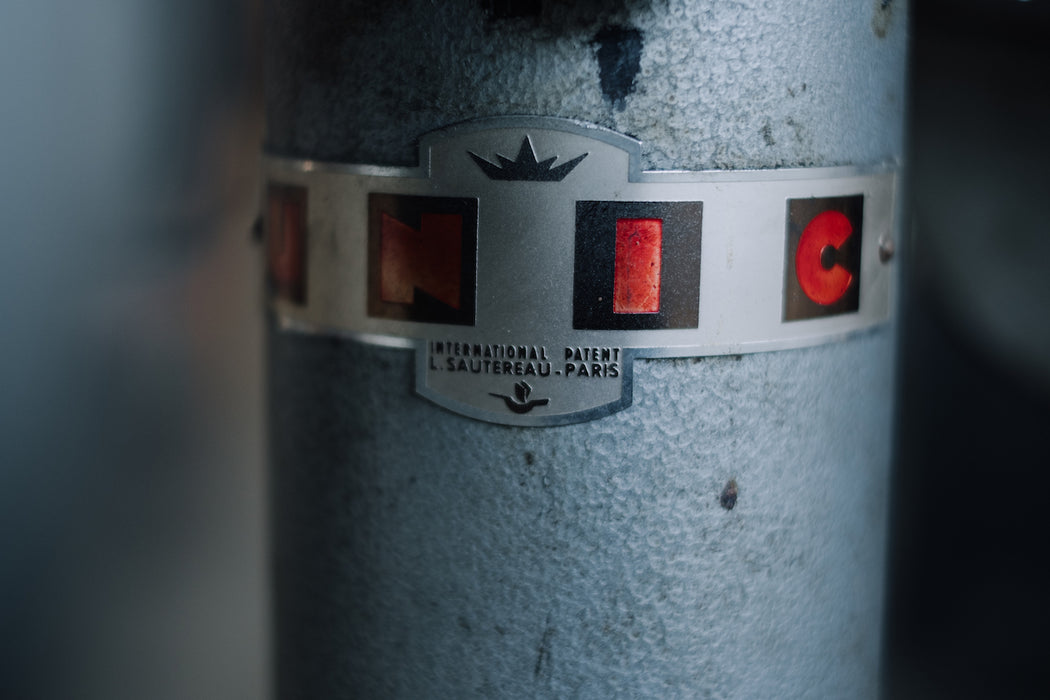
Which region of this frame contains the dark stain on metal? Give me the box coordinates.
[872,0,894,38]
[592,26,644,110]
[761,122,776,147]
[481,0,542,18]
[720,479,738,510]
[524,450,536,465]
[458,615,472,632]
[534,617,555,679]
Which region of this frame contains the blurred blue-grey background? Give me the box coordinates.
[884,1,1050,698]
[0,1,1046,698]
[1,2,266,698]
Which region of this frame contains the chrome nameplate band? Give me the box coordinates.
[263,117,898,426]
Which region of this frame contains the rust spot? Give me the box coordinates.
[720,479,738,510]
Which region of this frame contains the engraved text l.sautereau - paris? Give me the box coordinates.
[264,117,898,426]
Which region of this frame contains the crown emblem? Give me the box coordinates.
[469,136,588,182]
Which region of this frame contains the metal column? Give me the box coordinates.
[264,1,906,697]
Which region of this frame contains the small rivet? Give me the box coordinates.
[878,235,895,263]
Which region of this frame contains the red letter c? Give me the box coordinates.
[795,210,854,305]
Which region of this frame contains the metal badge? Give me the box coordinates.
[264,117,898,426]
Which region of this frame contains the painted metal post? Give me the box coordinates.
[264,1,906,697]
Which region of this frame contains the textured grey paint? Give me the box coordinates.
[266,0,905,171]
[266,1,905,697]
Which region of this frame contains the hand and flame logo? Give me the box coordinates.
[489,381,550,414]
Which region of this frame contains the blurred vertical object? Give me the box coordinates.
[0,1,267,699]
[883,1,1050,698]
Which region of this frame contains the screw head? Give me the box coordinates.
[878,235,895,263]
